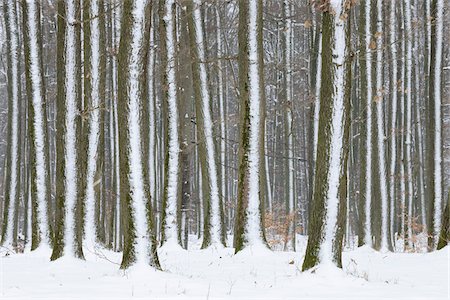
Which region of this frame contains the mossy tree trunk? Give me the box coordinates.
[51,0,67,261]
[437,193,449,250]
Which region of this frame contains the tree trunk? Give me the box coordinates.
[302,0,351,270]
[22,0,51,250]
[426,0,444,250]
[159,0,181,247]
[118,0,160,269]
[233,0,267,253]
[187,0,225,248]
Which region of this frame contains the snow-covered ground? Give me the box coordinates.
[1,236,448,299]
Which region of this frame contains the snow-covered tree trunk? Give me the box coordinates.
[357,0,372,247]
[403,0,414,249]
[118,0,160,268]
[399,2,407,243]
[374,0,389,252]
[51,0,83,260]
[233,0,267,253]
[22,0,51,250]
[216,6,228,227]
[0,0,22,249]
[83,0,105,249]
[187,0,225,248]
[283,0,295,251]
[302,0,351,270]
[427,0,444,249]
[160,0,181,248]
[388,0,398,250]
[412,0,426,232]
[147,11,157,245]
[112,2,122,252]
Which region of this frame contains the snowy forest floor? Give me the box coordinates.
[1,235,448,299]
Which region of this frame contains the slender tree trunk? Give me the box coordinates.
[374,0,389,251]
[51,0,67,261]
[22,0,51,250]
[403,0,414,249]
[83,0,106,248]
[159,0,181,247]
[1,0,22,250]
[388,0,398,250]
[283,0,295,251]
[187,0,225,248]
[426,0,444,250]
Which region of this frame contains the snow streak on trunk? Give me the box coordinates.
[192,0,223,247]
[84,0,102,247]
[404,0,414,247]
[112,5,121,251]
[375,0,389,252]
[147,18,156,227]
[23,0,50,248]
[399,7,406,240]
[162,0,181,246]
[312,34,322,167]
[63,0,79,257]
[1,0,21,247]
[388,0,397,249]
[364,0,373,247]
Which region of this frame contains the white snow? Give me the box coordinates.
[245,0,264,248]
[163,0,181,247]
[1,236,448,299]
[319,0,346,265]
[193,0,223,247]
[63,0,79,257]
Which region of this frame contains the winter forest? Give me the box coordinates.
[0,0,449,298]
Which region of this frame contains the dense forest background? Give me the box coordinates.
[0,0,449,269]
